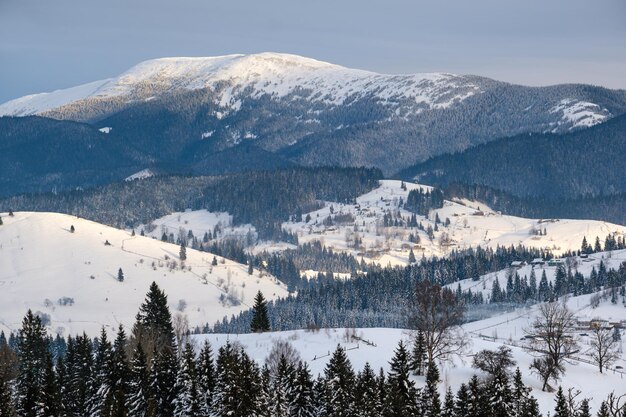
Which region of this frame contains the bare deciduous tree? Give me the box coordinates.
[588,323,620,373]
[472,345,516,378]
[525,302,579,391]
[408,279,469,364]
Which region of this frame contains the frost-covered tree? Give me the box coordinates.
[322,345,355,417]
[174,343,200,417]
[386,341,419,416]
[127,343,149,417]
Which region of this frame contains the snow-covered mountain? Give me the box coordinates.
[2,53,625,177]
[0,211,288,336]
[0,53,481,120]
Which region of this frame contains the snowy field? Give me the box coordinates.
[197,294,626,415]
[0,212,287,337]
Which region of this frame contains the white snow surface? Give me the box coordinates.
[283,180,626,267]
[0,212,287,337]
[124,168,154,181]
[0,53,478,118]
[550,98,609,128]
[141,209,257,245]
[196,292,626,415]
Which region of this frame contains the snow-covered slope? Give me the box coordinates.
[0,53,479,119]
[282,180,626,267]
[0,212,288,336]
[196,292,625,415]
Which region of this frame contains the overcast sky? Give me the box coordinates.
[1,0,625,103]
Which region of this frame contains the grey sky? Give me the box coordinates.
[1,0,625,103]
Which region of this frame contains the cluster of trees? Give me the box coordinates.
[487,260,626,305]
[210,244,595,333]
[404,188,445,216]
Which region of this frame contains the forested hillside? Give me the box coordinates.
[0,167,382,238]
[399,113,626,199]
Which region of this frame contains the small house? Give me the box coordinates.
[531,258,545,267]
[510,261,526,268]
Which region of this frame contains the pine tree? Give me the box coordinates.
[134,282,176,351]
[63,333,93,416]
[422,362,441,417]
[442,387,455,417]
[594,236,602,253]
[410,330,426,376]
[467,375,484,417]
[596,401,609,417]
[250,291,270,333]
[40,353,61,417]
[578,398,591,417]
[111,325,130,417]
[270,355,295,417]
[0,373,14,417]
[128,343,149,417]
[15,310,49,417]
[408,249,416,264]
[511,367,532,417]
[179,243,187,262]
[553,386,568,417]
[291,362,315,417]
[197,341,215,416]
[486,368,512,417]
[455,383,470,416]
[212,342,241,417]
[354,363,379,417]
[149,345,179,417]
[118,268,125,282]
[88,328,114,417]
[323,345,355,417]
[386,341,418,416]
[174,343,200,417]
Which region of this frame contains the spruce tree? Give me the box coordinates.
[354,363,380,417]
[553,386,568,417]
[486,368,512,417]
[411,330,426,376]
[118,268,124,282]
[197,341,215,416]
[111,325,130,417]
[511,367,531,417]
[455,383,470,416]
[0,373,14,417]
[323,345,355,417]
[270,355,295,417]
[179,243,187,262]
[149,345,178,417]
[174,343,200,417]
[128,343,149,417]
[250,291,270,333]
[422,362,441,417]
[386,341,418,416]
[212,342,241,417]
[88,328,114,417]
[40,353,61,417]
[578,399,591,417]
[291,362,315,417]
[467,375,484,417]
[442,387,455,417]
[15,310,49,417]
